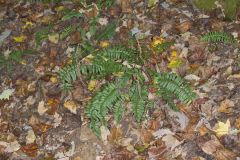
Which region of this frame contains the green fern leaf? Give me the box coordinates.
[95,22,117,41]
[155,41,174,53]
[60,26,75,40]
[155,72,196,105]
[201,31,236,43]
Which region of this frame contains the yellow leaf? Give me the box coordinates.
[170,50,178,58]
[99,41,110,48]
[22,21,33,29]
[213,119,230,137]
[48,33,59,44]
[64,100,77,114]
[50,76,58,84]
[151,36,165,48]
[148,0,158,8]
[168,59,182,68]
[55,6,65,12]
[13,35,27,42]
[88,80,97,91]
[113,72,124,77]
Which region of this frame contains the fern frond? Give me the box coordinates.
[96,46,136,62]
[131,85,148,122]
[60,26,75,40]
[201,31,236,43]
[155,41,174,53]
[155,73,196,105]
[113,96,125,123]
[35,25,52,46]
[95,22,117,41]
[58,64,78,91]
[85,83,120,136]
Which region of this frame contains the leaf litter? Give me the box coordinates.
[0,0,240,159]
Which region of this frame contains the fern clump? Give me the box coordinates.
[201,31,236,43]
[58,45,196,136]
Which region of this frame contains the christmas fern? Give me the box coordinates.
[58,45,196,136]
[201,31,236,43]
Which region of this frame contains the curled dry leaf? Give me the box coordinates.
[64,100,77,114]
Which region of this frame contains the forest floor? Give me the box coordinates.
[1,0,240,160]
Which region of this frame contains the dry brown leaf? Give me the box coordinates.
[117,0,132,13]
[21,143,38,157]
[198,125,209,136]
[201,137,222,155]
[47,98,60,115]
[215,148,237,160]
[141,129,153,144]
[176,21,192,33]
[108,127,123,143]
[64,100,77,114]
[218,99,234,114]
[235,118,240,129]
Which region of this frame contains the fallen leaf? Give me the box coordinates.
[47,98,60,115]
[88,80,97,91]
[0,29,11,45]
[201,136,222,155]
[13,35,27,42]
[21,143,38,157]
[98,17,108,26]
[26,130,36,144]
[99,41,110,48]
[4,141,21,153]
[22,21,33,29]
[218,99,234,114]
[48,33,59,44]
[176,21,192,33]
[50,76,58,84]
[215,148,237,160]
[162,135,182,150]
[64,100,77,114]
[108,127,123,143]
[100,126,110,145]
[235,118,240,129]
[148,0,158,8]
[37,101,47,115]
[0,89,14,100]
[213,119,230,137]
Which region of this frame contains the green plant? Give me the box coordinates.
[155,41,174,53]
[201,31,236,43]
[193,0,217,11]
[60,26,76,40]
[35,25,53,46]
[95,22,117,41]
[58,46,196,137]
